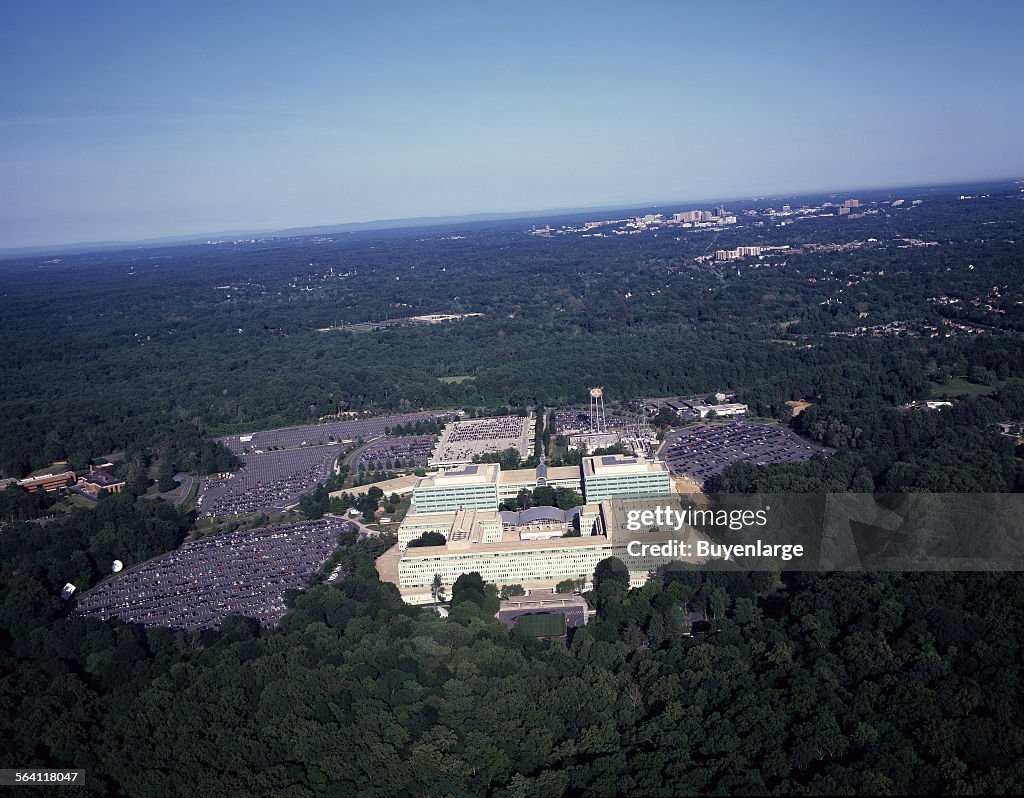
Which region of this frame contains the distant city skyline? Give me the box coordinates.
[2,1,1023,249]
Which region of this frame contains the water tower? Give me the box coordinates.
[589,387,607,433]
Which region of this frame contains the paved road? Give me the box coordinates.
[169,474,194,506]
[318,512,376,539]
[143,473,195,507]
[341,436,384,469]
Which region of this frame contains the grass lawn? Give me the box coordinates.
[514,612,567,638]
[928,377,1003,398]
[54,494,97,511]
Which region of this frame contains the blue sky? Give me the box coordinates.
[2,1,1022,248]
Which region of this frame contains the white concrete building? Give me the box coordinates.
[411,463,500,514]
[581,454,672,502]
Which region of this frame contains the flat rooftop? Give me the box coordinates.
[499,464,582,485]
[500,589,588,612]
[500,467,540,484]
[447,507,500,547]
[329,474,419,499]
[547,465,584,480]
[399,509,472,527]
[583,454,669,478]
[415,463,500,489]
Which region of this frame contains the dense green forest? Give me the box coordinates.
[2,183,1023,795]
[1,183,1023,486]
[1,528,1022,796]
[714,381,1024,492]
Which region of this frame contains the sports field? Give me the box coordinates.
[514,612,567,637]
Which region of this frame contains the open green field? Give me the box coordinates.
[514,612,567,637]
[56,494,98,511]
[928,377,1003,398]
[438,375,475,384]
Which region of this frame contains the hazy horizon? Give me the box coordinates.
[3,1,1023,249]
[3,172,1022,257]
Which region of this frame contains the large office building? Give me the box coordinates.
[394,455,675,590]
[398,532,617,602]
[397,510,469,549]
[401,462,580,549]
[395,502,616,602]
[399,507,502,549]
[387,500,707,604]
[581,454,672,502]
[411,463,500,514]
[497,462,583,502]
[406,455,666,520]
[408,461,584,518]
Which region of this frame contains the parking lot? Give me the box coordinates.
[75,518,348,629]
[197,446,340,518]
[218,411,452,453]
[351,434,436,471]
[550,410,634,436]
[661,422,831,490]
[430,415,533,466]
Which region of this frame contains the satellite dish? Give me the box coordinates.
[112,560,123,573]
